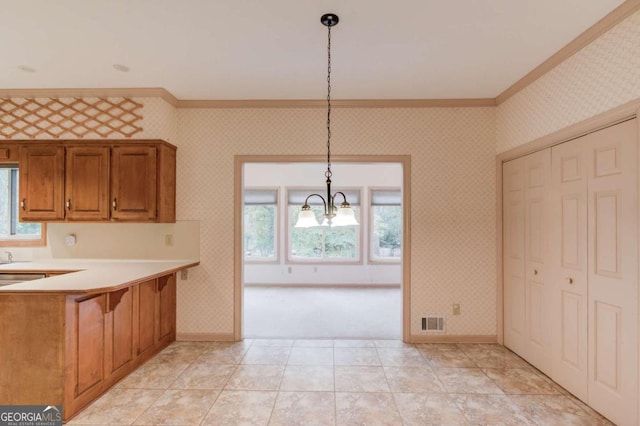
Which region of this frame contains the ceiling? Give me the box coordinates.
[0,0,627,100]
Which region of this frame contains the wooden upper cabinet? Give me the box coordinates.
[0,144,19,163]
[19,144,65,221]
[17,140,175,223]
[156,144,176,223]
[65,146,110,221]
[111,145,157,221]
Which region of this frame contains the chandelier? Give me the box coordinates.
[295,13,358,228]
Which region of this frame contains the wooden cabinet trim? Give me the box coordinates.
[106,287,129,313]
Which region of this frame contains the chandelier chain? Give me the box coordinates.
[325,23,332,180]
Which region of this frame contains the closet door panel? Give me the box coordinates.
[560,291,582,368]
[503,149,552,373]
[587,119,638,426]
[551,139,589,401]
[561,196,581,268]
[503,158,526,354]
[524,149,552,373]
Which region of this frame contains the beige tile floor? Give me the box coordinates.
[68,340,614,425]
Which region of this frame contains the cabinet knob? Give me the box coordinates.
[112,198,117,211]
[66,199,71,210]
[566,277,574,284]
[20,199,25,211]
[533,269,538,276]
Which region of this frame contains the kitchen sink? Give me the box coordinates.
[0,273,46,286]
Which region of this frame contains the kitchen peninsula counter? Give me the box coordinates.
[0,258,199,293]
[0,258,199,421]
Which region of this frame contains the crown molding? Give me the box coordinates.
[496,0,640,105]
[0,87,178,107]
[0,89,494,108]
[176,98,496,109]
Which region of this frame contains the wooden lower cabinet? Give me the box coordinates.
[0,273,178,422]
[135,275,177,358]
[75,295,105,394]
[158,274,177,343]
[136,279,157,357]
[105,287,135,378]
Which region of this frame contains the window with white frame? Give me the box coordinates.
[0,165,43,245]
[287,188,360,262]
[370,188,401,262]
[243,188,278,262]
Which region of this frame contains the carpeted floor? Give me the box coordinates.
[243,286,402,339]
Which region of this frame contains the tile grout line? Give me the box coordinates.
[376,346,404,422]
[199,340,253,425]
[264,340,294,424]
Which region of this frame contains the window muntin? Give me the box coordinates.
[243,188,278,262]
[287,188,361,262]
[370,188,401,262]
[0,165,44,245]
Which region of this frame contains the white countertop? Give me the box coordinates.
[0,259,199,293]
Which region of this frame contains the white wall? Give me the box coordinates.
[243,162,402,285]
[7,220,200,262]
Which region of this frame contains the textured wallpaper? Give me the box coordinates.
[496,10,640,153]
[0,97,175,141]
[175,107,497,337]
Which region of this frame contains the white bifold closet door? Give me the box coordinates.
[503,148,552,374]
[551,119,638,426]
[550,131,590,400]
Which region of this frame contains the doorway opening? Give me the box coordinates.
[234,155,411,341]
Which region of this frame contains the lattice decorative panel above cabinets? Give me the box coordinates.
[0,97,143,139]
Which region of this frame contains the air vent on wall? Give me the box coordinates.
[421,316,445,332]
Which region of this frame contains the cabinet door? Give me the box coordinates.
[111,145,157,221]
[586,119,638,425]
[73,295,105,397]
[19,145,65,220]
[157,274,176,343]
[550,135,589,401]
[136,279,156,356]
[65,146,110,220]
[156,143,176,223]
[104,288,134,380]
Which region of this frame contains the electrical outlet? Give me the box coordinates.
[452,303,461,315]
[165,234,174,246]
[180,269,188,280]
